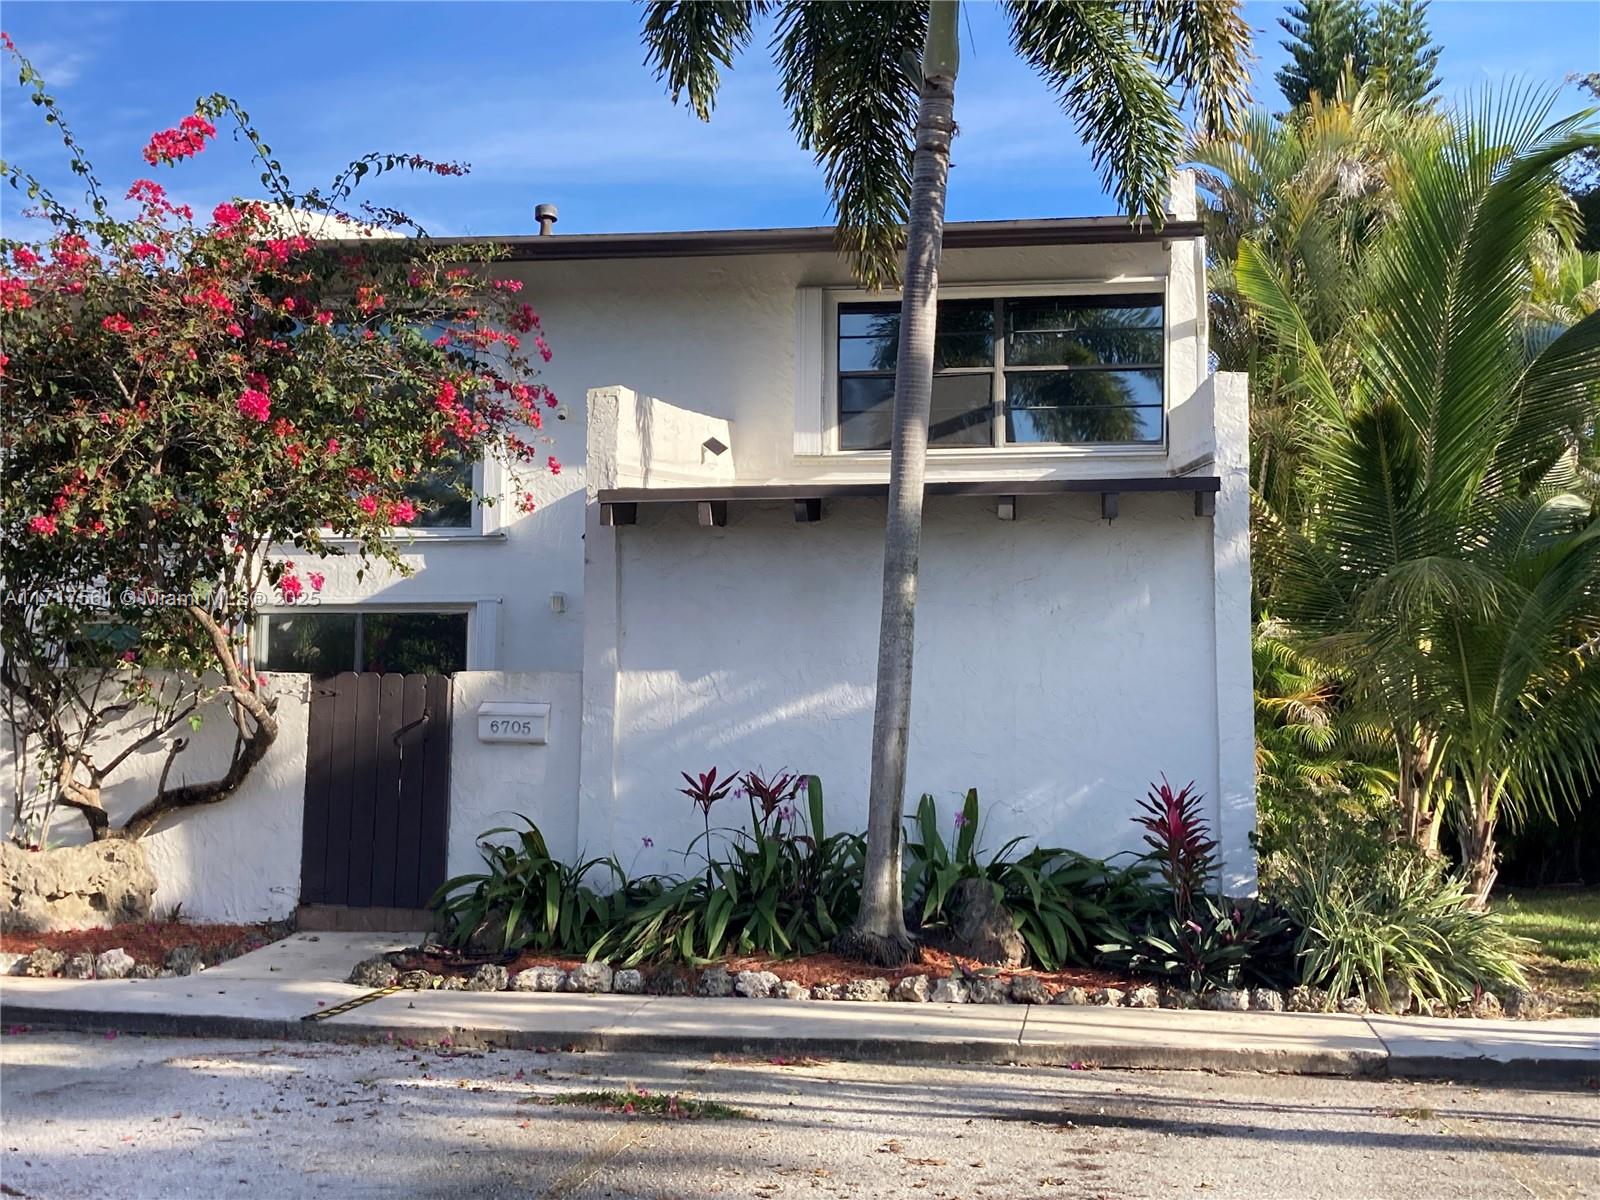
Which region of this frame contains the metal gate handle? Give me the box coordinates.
[392,711,430,744]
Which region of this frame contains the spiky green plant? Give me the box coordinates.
[1236,83,1600,903]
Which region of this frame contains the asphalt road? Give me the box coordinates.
[1,1032,1595,1199]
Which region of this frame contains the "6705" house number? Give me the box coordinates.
[475,701,550,744]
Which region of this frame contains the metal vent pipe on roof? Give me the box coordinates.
[535,204,558,236]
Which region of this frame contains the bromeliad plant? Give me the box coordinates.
[432,818,632,956]
[588,774,866,966]
[902,789,1159,970]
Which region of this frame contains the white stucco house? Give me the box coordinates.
[14,173,1256,922]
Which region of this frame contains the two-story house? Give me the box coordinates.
[255,170,1256,925]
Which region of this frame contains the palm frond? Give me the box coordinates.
[640,1,768,121]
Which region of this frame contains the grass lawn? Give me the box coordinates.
[1496,889,1600,1018]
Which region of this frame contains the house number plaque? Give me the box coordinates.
[476,701,550,744]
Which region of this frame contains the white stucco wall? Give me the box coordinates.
[1,673,311,923]
[579,489,1245,881]
[445,670,584,880]
[276,208,1207,675]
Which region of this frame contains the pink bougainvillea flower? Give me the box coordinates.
[100,313,134,335]
[314,310,333,326]
[358,495,379,515]
[277,572,303,603]
[142,114,216,165]
[389,499,417,525]
[27,515,57,536]
[128,241,162,260]
[120,650,137,663]
[308,572,325,593]
[236,388,271,422]
[325,438,340,455]
[546,456,561,475]
[211,202,242,229]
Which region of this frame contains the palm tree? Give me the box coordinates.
[1236,84,1600,905]
[642,0,1251,962]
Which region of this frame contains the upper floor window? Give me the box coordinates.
[835,293,1164,451]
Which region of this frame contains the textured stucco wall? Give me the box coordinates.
[446,670,584,879]
[274,227,1190,673]
[1,674,311,923]
[587,493,1236,878]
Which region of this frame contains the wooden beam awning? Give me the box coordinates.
[598,476,1220,527]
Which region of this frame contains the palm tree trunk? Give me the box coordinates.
[836,0,958,967]
[1458,771,1501,910]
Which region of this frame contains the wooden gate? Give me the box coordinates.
[299,672,452,910]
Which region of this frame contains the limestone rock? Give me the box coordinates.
[22,948,65,977]
[1250,988,1286,1013]
[946,878,1026,968]
[1051,985,1088,1006]
[519,966,567,992]
[1009,976,1052,1005]
[1337,995,1369,1015]
[1503,987,1552,1019]
[1376,974,1413,1015]
[1,840,158,932]
[697,966,733,998]
[734,970,780,999]
[778,980,809,1000]
[1125,985,1160,1009]
[1202,988,1249,1012]
[94,948,135,979]
[1287,985,1329,1013]
[929,977,969,1004]
[130,963,160,980]
[437,975,467,991]
[0,952,24,975]
[612,968,645,995]
[396,969,435,990]
[464,964,508,992]
[843,977,890,1002]
[892,975,931,1002]
[1158,986,1198,1009]
[164,945,203,976]
[61,951,97,979]
[1088,987,1125,1007]
[1469,991,1502,1019]
[565,962,613,994]
[646,968,692,996]
[966,976,1010,1005]
[347,956,400,989]
[809,982,842,1001]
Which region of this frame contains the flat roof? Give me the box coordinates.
[404,215,1204,263]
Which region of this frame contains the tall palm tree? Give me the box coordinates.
[642,0,1251,962]
[1237,84,1600,906]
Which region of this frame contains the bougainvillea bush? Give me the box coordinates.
[0,37,559,844]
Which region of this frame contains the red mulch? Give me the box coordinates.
[0,921,282,962]
[390,943,1132,993]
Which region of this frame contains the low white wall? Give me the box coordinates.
[1,673,312,923]
[446,671,584,882]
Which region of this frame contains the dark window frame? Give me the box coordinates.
[259,607,471,675]
[834,292,1166,451]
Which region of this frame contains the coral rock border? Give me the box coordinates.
[347,955,1547,1020]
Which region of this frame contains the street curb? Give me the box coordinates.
[6,999,1591,1085]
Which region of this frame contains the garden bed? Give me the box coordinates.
[0,920,289,980]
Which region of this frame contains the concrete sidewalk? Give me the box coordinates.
[3,932,1596,1083]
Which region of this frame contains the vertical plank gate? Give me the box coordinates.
[300,672,452,909]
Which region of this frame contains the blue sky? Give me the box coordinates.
[1,1,1595,237]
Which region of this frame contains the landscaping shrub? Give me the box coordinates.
[587,775,866,966]
[1267,836,1528,1009]
[902,789,1159,970]
[432,818,631,955]
[1097,779,1295,991]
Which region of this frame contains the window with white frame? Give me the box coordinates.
[259,609,469,675]
[832,292,1165,451]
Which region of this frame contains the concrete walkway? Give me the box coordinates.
[3,932,1596,1083]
